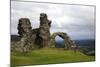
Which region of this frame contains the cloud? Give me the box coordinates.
[11,1,95,40]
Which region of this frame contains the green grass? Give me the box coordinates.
[11,48,95,67]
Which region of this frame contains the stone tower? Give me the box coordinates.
[17,18,34,52]
[38,13,51,48]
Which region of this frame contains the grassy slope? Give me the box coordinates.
[11,48,95,67]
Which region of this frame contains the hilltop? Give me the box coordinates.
[11,48,95,67]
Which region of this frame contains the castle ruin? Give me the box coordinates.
[11,13,76,53]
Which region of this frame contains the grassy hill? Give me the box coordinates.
[11,48,95,67]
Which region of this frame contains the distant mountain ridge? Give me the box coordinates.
[55,39,95,47]
[55,39,95,56]
[74,39,95,47]
[11,35,20,42]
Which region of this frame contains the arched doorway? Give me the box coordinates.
[55,36,65,48]
[51,32,76,49]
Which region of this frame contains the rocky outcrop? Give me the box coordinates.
[51,32,76,49]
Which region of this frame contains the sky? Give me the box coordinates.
[11,1,95,40]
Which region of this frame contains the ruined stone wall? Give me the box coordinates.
[11,18,34,52]
[51,32,76,49]
[38,13,51,48]
[11,13,52,52]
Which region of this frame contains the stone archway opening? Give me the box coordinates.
[55,36,65,48]
[51,32,76,50]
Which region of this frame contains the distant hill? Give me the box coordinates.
[55,39,95,47]
[55,39,95,56]
[74,39,95,47]
[55,40,65,48]
[11,35,20,42]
